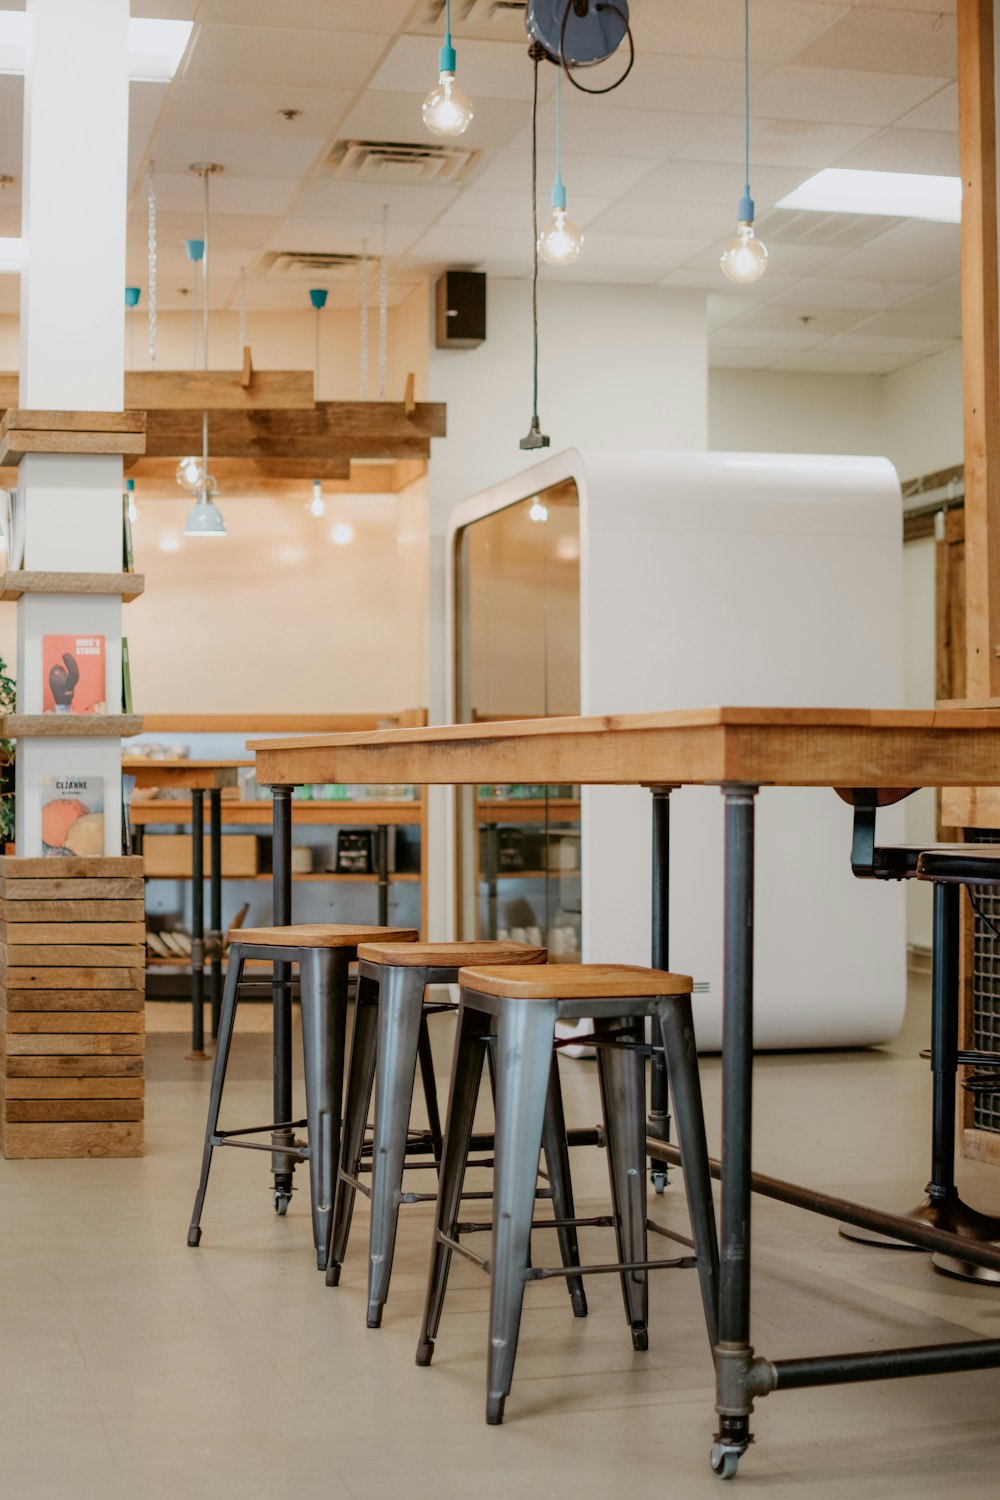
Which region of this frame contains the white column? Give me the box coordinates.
[14,0,131,856]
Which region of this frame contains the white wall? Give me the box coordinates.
[709,369,885,456]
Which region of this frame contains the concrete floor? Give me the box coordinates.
[3,975,1000,1498]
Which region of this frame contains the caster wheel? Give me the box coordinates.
[651,1171,667,1196]
[273,1191,292,1216]
[710,1444,740,1480]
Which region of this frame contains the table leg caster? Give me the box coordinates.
[273,1189,292,1216]
[631,1326,649,1352]
[710,1443,741,1480]
[650,1169,667,1195]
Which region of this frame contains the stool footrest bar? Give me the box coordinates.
[213,1136,309,1159]
[217,1120,306,1139]
[529,1257,696,1279]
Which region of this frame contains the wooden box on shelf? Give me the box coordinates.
[0,854,145,1159]
[142,833,259,879]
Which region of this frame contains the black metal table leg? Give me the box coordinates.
[375,824,389,926]
[271,785,296,1210]
[209,787,223,1041]
[185,788,208,1060]
[648,787,672,1192]
[711,782,758,1480]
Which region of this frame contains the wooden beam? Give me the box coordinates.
[0,409,147,465]
[958,0,1000,695]
[140,401,446,462]
[128,457,353,486]
[0,370,317,412]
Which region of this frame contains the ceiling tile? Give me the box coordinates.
[819,331,944,355]
[132,209,280,250]
[861,218,961,256]
[186,24,390,90]
[833,127,958,174]
[891,275,961,317]
[845,308,961,341]
[130,81,169,131]
[684,240,850,277]
[149,129,326,180]
[707,294,759,330]
[438,189,611,231]
[817,245,958,282]
[371,36,550,102]
[711,328,828,353]
[579,51,745,114]
[745,66,952,127]
[338,90,527,152]
[677,114,876,169]
[720,303,861,337]
[766,348,921,374]
[201,0,414,30]
[588,198,732,241]
[769,275,923,311]
[150,171,298,218]
[470,149,659,199]
[267,217,425,257]
[663,268,801,299]
[632,158,813,212]
[793,7,956,76]
[895,82,958,131]
[629,0,849,64]
[509,102,709,159]
[406,224,535,264]
[289,179,458,225]
[574,231,711,271]
[159,78,355,139]
[709,346,786,369]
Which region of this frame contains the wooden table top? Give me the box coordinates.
[123,758,252,791]
[251,707,1000,790]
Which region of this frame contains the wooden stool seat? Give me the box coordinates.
[357,939,546,967]
[459,962,693,1000]
[238,924,418,949]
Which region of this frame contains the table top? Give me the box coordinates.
[123,758,252,791]
[250,706,1000,790]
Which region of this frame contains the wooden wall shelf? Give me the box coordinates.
[0,408,147,465]
[1,571,144,603]
[2,715,144,738]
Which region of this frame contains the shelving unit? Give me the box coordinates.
[0,572,145,603]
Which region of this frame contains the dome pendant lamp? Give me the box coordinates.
[423,0,474,137]
[538,70,582,266]
[720,0,768,285]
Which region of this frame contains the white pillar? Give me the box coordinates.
[14,0,131,856]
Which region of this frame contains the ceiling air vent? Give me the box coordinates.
[258,250,362,280]
[415,1,527,40]
[756,208,903,250]
[326,139,477,186]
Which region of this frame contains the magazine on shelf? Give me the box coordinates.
[122,494,134,572]
[121,636,133,714]
[42,634,106,714]
[41,775,104,856]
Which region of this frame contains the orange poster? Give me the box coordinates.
[42,634,106,714]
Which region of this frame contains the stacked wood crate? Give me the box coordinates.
[0,855,145,1158]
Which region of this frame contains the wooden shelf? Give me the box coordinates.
[130,799,422,827]
[0,408,146,465]
[477,799,581,824]
[2,714,144,738]
[1,571,144,603]
[142,870,421,884]
[483,870,580,881]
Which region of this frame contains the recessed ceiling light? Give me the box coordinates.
[0,14,192,82]
[776,169,961,224]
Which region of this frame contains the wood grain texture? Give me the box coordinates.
[0,856,143,877]
[0,899,145,922]
[2,1011,144,1034]
[0,878,144,900]
[129,799,422,827]
[141,401,446,462]
[1,968,144,989]
[123,759,245,791]
[459,963,692,999]
[0,714,144,738]
[2,1078,144,1098]
[0,571,145,603]
[0,922,145,945]
[139,710,428,733]
[238,923,418,949]
[1,945,145,968]
[357,940,546,967]
[3,1100,144,1123]
[2,409,146,433]
[0,429,146,464]
[5,1055,143,1077]
[4,990,145,1012]
[125,369,314,410]
[3,1033,144,1055]
[0,1120,142,1158]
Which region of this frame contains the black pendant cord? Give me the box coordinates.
[559,1,634,95]
[520,50,549,451]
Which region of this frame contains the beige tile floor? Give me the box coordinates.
[3,976,1000,1498]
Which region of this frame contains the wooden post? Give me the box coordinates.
[958,0,1000,695]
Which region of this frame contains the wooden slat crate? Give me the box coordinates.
[0,856,145,1158]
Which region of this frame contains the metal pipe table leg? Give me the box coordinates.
[375,824,389,926]
[209,787,223,1041]
[271,785,296,1210]
[186,788,208,1061]
[711,782,758,1480]
[648,786,672,1192]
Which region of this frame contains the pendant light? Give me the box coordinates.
[124,286,140,370]
[184,165,226,538]
[422,0,473,137]
[307,479,326,518]
[720,0,767,285]
[310,287,327,393]
[538,70,582,266]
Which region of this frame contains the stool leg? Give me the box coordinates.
[367,966,430,1328]
[327,971,380,1286]
[596,1017,649,1350]
[929,880,960,1201]
[416,1002,490,1368]
[300,947,349,1271]
[417,1012,444,1161]
[187,951,245,1246]
[541,1055,588,1318]
[658,996,720,1351]
[485,1001,556,1425]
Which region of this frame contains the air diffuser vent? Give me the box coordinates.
[326,138,478,186]
[259,250,362,279]
[414,0,527,40]
[756,208,903,250]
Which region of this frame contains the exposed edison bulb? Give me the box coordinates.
[538,206,583,266]
[176,455,204,490]
[720,220,768,285]
[308,479,326,517]
[422,71,473,137]
[529,499,548,523]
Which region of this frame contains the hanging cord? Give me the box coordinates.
[378,204,389,401]
[202,170,210,372]
[558,1,634,95]
[520,51,548,450]
[360,240,370,400]
[743,0,751,202]
[147,163,157,367]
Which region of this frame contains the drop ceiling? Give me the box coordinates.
[0,0,963,374]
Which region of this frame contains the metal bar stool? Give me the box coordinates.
[327,939,590,1330]
[187,923,417,1268]
[415,963,720,1425]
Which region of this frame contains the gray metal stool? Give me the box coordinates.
[416,963,720,1426]
[326,939,590,1329]
[187,923,417,1268]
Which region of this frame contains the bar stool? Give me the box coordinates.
[415,963,720,1425]
[187,923,417,1269]
[326,939,591,1330]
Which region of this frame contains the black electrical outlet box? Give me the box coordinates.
[436,270,486,349]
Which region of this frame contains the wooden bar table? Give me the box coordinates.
[123,759,250,1057]
[254,706,1000,1478]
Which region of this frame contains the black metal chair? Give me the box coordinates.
[841,791,1000,1279]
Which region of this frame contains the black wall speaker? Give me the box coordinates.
[435,270,486,349]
